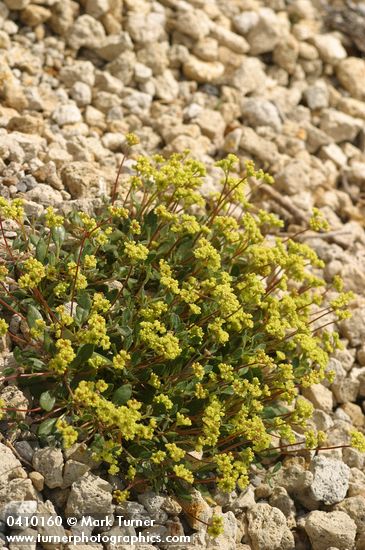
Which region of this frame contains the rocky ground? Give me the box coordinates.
[0,0,365,548]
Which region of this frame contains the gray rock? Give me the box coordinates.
[67,15,106,50]
[65,472,113,518]
[32,448,64,489]
[137,492,168,524]
[247,503,295,550]
[52,104,82,126]
[320,109,363,143]
[241,98,282,132]
[305,511,356,550]
[310,456,350,505]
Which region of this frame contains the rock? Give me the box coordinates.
[231,57,267,94]
[65,472,113,517]
[96,33,133,62]
[268,487,296,526]
[62,460,90,488]
[183,56,225,83]
[0,386,29,420]
[229,486,256,512]
[173,9,211,41]
[304,82,329,110]
[137,492,168,524]
[0,443,24,483]
[61,161,111,199]
[309,456,350,505]
[247,503,295,550]
[334,495,365,536]
[332,377,360,404]
[320,109,363,143]
[67,15,106,50]
[194,109,225,142]
[28,472,44,492]
[59,61,95,87]
[178,489,212,531]
[85,0,110,18]
[122,91,152,115]
[275,159,315,196]
[4,0,29,9]
[336,57,365,100]
[273,34,299,74]
[52,104,82,127]
[241,98,282,132]
[37,500,67,549]
[20,4,51,26]
[126,11,165,44]
[32,448,64,489]
[312,34,347,64]
[210,23,249,54]
[25,184,63,206]
[70,82,92,107]
[245,8,283,55]
[153,70,179,102]
[340,403,364,427]
[305,511,356,550]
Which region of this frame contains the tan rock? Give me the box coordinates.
[336,57,365,100]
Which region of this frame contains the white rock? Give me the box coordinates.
[233,11,259,35]
[32,448,64,489]
[134,62,153,83]
[0,443,24,482]
[194,109,225,142]
[320,143,347,167]
[210,23,249,54]
[65,473,113,517]
[241,98,282,131]
[126,11,165,43]
[67,15,106,51]
[320,109,363,143]
[302,383,334,412]
[95,33,133,62]
[312,34,347,64]
[247,503,295,550]
[310,456,350,505]
[70,82,92,107]
[122,90,152,115]
[336,57,365,100]
[59,61,95,87]
[304,82,329,110]
[231,57,267,94]
[52,104,82,126]
[245,8,283,55]
[305,511,356,550]
[332,377,360,404]
[174,8,211,41]
[137,492,168,524]
[183,56,225,83]
[153,70,179,102]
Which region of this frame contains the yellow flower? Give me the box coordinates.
[113,350,131,370]
[84,254,97,269]
[350,430,365,452]
[124,240,149,262]
[207,515,224,538]
[0,319,8,336]
[56,419,78,448]
[173,464,194,483]
[18,258,46,289]
[48,339,75,374]
[45,206,64,228]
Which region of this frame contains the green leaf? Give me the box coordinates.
[112,384,132,405]
[38,417,57,437]
[51,225,66,247]
[271,461,282,474]
[39,391,56,412]
[78,291,92,312]
[70,344,95,369]
[27,305,43,329]
[36,239,47,263]
[75,306,89,326]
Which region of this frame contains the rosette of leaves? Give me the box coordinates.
[0,150,357,504]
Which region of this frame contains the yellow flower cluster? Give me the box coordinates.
[79,312,111,350]
[165,443,185,461]
[0,319,8,336]
[0,197,24,221]
[193,238,221,271]
[49,339,75,374]
[18,258,46,289]
[56,419,78,448]
[350,430,365,452]
[92,292,111,313]
[124,240,149,261]
[84,254,97,270]
[154,393,173,410]
[139,320,181,360]
[207,515,224,538]
[159,260,180,294]
[45,206,64,228]
[67,262,88,291]
[113,350,131,370]
[198,397,224,449]
[173,464,194,483]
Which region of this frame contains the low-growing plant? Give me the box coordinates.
[0,143,362,522]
